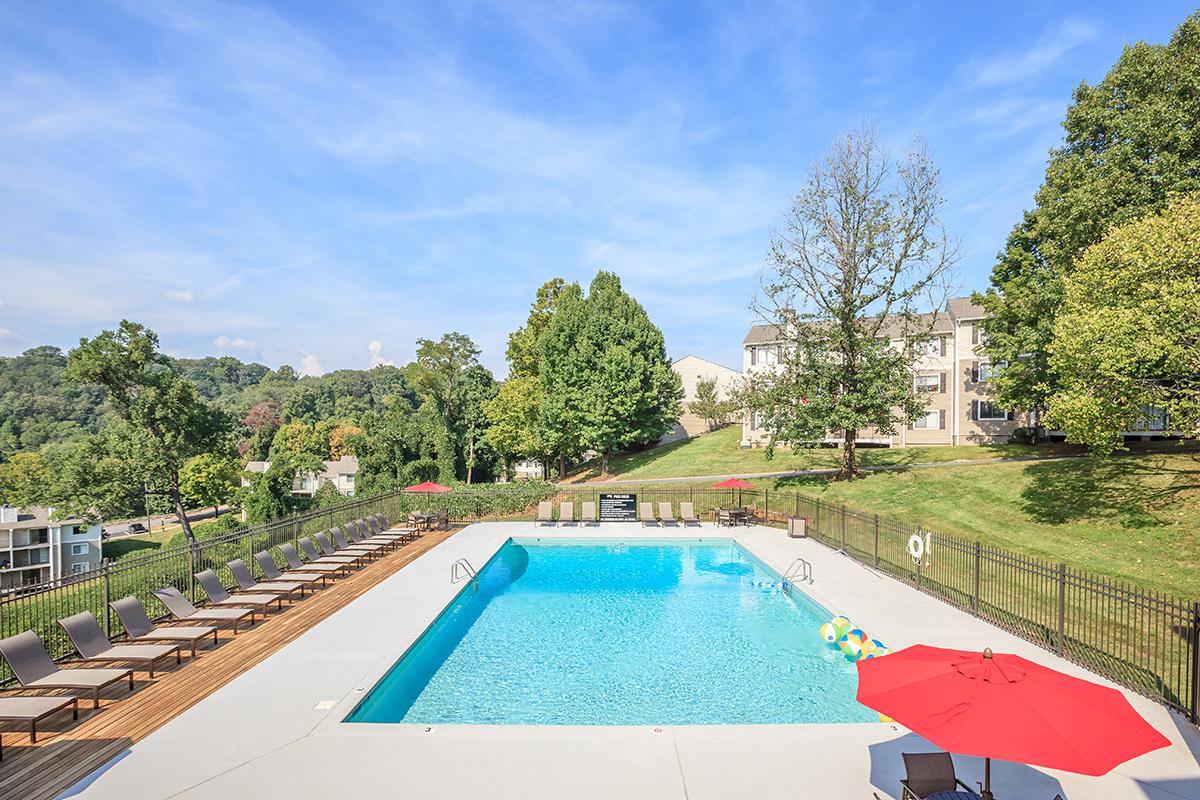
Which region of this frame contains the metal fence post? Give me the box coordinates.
[873,515,879,567]
[292,512,299,551]
[973,541,981,613]
[1192,602,1200,723]
[840,504,847,551]
[1057,562,1067,656]
[102,561,111,638]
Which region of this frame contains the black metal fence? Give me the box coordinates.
[3,481,1196,723]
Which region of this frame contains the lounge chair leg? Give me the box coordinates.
[93,689,100,709]
[149,663,154,679]
[71,698,78,720]
[30,719,36,743]
[128,671,134,690]
[176,648,181,664]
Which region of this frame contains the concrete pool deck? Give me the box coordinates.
[63,522,1200,800]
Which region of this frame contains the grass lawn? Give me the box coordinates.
[566,424,1074,482]
[101,529,176,560]
[764,451,1200,599]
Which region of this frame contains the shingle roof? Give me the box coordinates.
[0,506,88,530]
[743,324,784,345]
[947,296,986,320]
[743,296,981,344]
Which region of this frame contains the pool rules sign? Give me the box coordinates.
[599,493,637,522]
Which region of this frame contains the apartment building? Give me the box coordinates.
[0,505,103,591]
[242,455,359,497]
[661,355,742,443]
[741,297,1024,447]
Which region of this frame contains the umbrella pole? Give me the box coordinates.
[982,757,993,800]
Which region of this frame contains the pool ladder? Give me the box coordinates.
[450,558,479,592]
[782,557,813,591]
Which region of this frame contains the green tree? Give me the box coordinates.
[407,332,486,483]
[179,453,241,517]
[537,281,590,477]
[349,398,423,495]
[269,421,328,461]
[63,322,232,542]
[506,278,567,377]
[1047,195,1200,454]
[0,451,50,508]
[483,375,546,478]
[575,272,682,474]
[454,366,496,483]
[689,377,737,430]
[739,124,957,479]
[978,13,1200,427]
[240,453,323,523]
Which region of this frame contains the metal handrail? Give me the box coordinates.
[450,558,479,591]
[782,557,813,588]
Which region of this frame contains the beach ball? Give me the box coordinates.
[838,631,864,658]
[830,616,852,636]
[818,623,839,644]
[863,646,891,660]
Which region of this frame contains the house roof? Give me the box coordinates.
[743,296,982,345]
[672,354,740,375]
[0,506,89,530]
[244,456,358,478]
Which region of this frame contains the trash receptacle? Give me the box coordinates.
[787,516,806,538]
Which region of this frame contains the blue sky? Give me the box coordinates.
[0,2,1193,376]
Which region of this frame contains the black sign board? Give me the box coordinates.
[598,493,637,522]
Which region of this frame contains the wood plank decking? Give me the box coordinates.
[0,527,459,800]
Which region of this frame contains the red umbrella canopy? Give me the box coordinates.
[403,481,453,493]
[857,645,1170,777]
[711,478,755,489]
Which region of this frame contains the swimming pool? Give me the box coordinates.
[347,537,873,725]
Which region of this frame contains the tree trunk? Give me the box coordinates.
[557,454,566,480]
[601,449,611,476]
[170,471,196,543]
[466,436,475,484]
[840,428,859,480]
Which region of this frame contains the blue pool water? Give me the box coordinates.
[347,538,873,725]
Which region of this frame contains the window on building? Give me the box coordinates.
[71,525,86,535]
[913,410,941,429]
[751,412,763,431]
[975,325,990,345]
[977,401,1010,421]
[913,374,941,393]
[1131,406,1168,431]
[71,563,87,574]
[976,361,1007,383]
[915,337,943,357]
[344,474,355,485]
[70,543,88,556]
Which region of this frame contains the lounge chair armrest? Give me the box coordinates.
[956,779,981,796]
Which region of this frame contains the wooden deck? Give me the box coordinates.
[0,527,459,800]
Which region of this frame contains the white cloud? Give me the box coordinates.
[166,289,195,303]
[0,328,14,338]
[367,340,394,368]
[298,353,323,376]
[966,19,1097,87]
[214,335,257,351]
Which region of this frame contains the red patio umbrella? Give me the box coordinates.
[857,645,1171,798]
[402,481,453,493]
[711,478,755,489]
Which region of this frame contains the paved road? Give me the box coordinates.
[103,505,233,538]
[558,453,1083,487]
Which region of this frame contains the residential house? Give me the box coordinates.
[741,297,1025,447]
[242,456,359,497]
[662,355,742,443]
[0,505,103,591]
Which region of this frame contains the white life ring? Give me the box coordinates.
[906,534,924,561]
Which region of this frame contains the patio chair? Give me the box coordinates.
[351,518,405,547]
[331,528,385,559]
[58,611,182,678]
[195,569,282,616]
[900,752,981,800]
[151,586,256,633]
[559,501,575,525]
[315,532,371,565]
[228,558,306,598]
[580,501,597,525]
[435,509,450,530]
[640,502,659,527]
[537,502,554,525]
[109,595,218,656]
[255,550,329,589]
[658,502,678,526]
[366,515,415,543]
[293,540,355,575]
[0,631,133,709]
[679,502,701,526]
[0,695,77,759]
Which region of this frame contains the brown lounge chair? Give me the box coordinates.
[283,541,350,577]
[228,558,306,598]
[658,502,678,526]
[254,551,328,590]
[640,502,659,527]
[152,586,256,633]
[0,631,133,709]
[59,611,182,678]
[536,502,554,525]
[110,596,218,656]
[315,532,373,564]
[580,501,597,525]
[900,752,981,800]
[298,538,358,571]
[559,501,575,525]
[349,519,401,548]
[0,695,77,759]
[195,569,282,616]
[362,516,412,544]
[332,528,386,559]
[679,502,701,526]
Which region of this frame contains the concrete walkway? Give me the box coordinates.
[63,523,1200,800]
